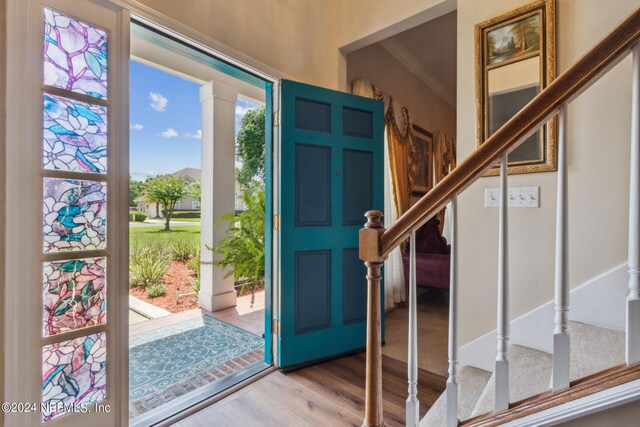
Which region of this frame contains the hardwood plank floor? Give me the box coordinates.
[175,352,445,427]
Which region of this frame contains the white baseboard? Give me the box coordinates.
[460,263,628,372]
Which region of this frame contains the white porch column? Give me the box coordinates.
[199,81,238,312]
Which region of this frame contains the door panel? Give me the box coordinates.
[279,80,384,368]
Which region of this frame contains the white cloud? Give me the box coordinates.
[235,105,254,117]
[184,130,202,140]
[149,92,169,112]
[160,128,178,138]
[130,123,143,131]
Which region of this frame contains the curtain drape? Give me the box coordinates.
[433,130,457,241]
[352,78,408,308]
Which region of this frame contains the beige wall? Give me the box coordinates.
[347,43,456,138]
[135,0,339,87]
[332,0,453,48]
[134,0,455,90]
[558,399,640,426]
[456,0,637,345]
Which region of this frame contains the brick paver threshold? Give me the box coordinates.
[129,347,264,418]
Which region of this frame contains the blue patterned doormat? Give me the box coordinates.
[129,314,263,401]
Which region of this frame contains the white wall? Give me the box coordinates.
[456,0,637,346]
[347,43,456,138]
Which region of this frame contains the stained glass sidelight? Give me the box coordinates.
[43,178,107,253]
[43,258,106,337]
[43,93,108,173]
[43,8,108,99]
[42,332,107,422]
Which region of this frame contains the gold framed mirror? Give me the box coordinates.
[475,0,556,175]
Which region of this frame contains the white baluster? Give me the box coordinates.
[495,153,510,412]
[553,105,571,391]
[627,43,640,366]
[446,197,459,427]
[406,230,419,427]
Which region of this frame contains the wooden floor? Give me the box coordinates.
[175,352,445,427]
[383,289,449,377]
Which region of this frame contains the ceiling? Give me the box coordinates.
[378,11,457,107]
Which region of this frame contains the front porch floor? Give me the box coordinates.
[128,291,266,420]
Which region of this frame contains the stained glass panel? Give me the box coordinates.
[44,8,108,99]
[43,178,107,253]
[43,94,107,173]
[43,258,106,337]
[42,332,107,422]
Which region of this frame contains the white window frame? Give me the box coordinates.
[5,0,129,425]
[192,201,200,210]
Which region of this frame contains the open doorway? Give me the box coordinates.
[346,11,457,379]
[127,22,271,425]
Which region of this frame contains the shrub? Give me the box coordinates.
[170,240,198,261]
[191,277,200,292]
[130,243,168,264]
[147,283,167,298]
[165,210,201,219]
[129,211,147,222]
[129,247,168,288]
[187,254,200,275]
[211,187,265,299]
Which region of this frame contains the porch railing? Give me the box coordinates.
[358,6,640,427]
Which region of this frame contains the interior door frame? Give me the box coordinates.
[120,4,284,370]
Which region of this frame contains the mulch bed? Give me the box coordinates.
[129,260,198,313]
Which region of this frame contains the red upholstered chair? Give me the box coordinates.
[401,217,451,291]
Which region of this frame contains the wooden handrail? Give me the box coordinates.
[379,5,640,258]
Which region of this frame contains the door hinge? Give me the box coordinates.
[272,319,280,336]
[272,110,279,127]
[273,214,280,230]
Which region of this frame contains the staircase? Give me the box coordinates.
[358,6,640,427]
[423,321,625,426]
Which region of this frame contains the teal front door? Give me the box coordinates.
[278,80,385,369]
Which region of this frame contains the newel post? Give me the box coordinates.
[360,210,387,427]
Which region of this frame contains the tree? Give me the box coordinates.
[144,175,188,231]
[188,179,201,201]
[236,106,266,189]
[129,179,146,207]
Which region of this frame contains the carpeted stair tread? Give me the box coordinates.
[420,366,491,426]
[567,320,625,382]
[470,344,552,418]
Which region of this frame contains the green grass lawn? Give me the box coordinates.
[170,218,201,223]
[130,225,201,248]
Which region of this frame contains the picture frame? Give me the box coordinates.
[412,124,433,196]
[475,0,557,175]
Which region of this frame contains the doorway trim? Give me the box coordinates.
[336,0,457,92]
[112,0,284,367]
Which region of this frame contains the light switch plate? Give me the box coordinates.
[485,186,540,208]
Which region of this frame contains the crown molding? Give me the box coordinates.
[379,37,456,109]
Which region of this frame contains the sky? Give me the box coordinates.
[129,60,260,181]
